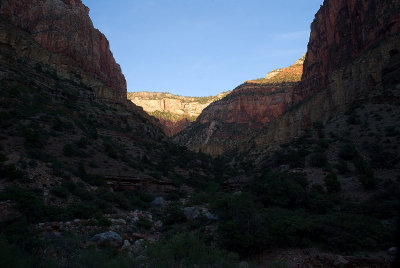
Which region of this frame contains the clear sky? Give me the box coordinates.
[82,0,323,97]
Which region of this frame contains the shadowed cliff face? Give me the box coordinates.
[294,0,400,103]
[0,0,127,103]
[175,0,400,156]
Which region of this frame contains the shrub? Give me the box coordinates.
[0,164,26,181]
[324,173,341,193]
[338,144,358,160]
[135,217,152,230]
[163,202,185,225]
[334,160,351,175]
[146,233,240,268]
[50,186,69,199]
[353,156,378,189]
[309,152,328,168]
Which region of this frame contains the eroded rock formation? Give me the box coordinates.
[128,91,230,136]
[0,0,126,103]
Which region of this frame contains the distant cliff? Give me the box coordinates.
[127,91,230,136]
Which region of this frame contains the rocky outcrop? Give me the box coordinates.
[0,0,126,103]
[175,0,400,156]
[248,54,305,84]
[128,91,230,136]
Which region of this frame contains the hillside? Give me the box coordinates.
[127,91,230,136]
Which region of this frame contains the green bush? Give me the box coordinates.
[0,163,26,181]
[135,217,152,230]
[146,233,240,268]
[353,156,378,189]
[249,172,308,208]
[163,202,186,225]
[50,186,69,199]
[0,236,36,267]
[309,152,327,168]
[338,144,358,160]
[324,173,341,193]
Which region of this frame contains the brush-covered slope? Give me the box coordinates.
[128,91,230,136]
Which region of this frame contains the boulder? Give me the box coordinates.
[183,207,200,220]
[150,197,165,207]
[90,231,123,248]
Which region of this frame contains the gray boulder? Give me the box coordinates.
[205,212,219,221]
[184,207,200,220]
[90,231,123,248]
[150,197,165,207]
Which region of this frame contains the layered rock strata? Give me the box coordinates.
[128,91,230,136]
[0,0,127,104]
[175,0,400,156]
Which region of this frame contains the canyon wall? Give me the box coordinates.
[175,0,400,156]
[0,0,127,104]
[294,0,400,103]
[128,91,230,136]
[174,57,304,155]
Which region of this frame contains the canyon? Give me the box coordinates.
[0,0,399,267]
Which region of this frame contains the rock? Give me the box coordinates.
[150,197,165,207]
[111,219,127,225]
[279,165,290,172]
[204,212,218,221]
[183,207,200,220]
[154,220,163,229]
[0,0,127,103]
[174,58,301,155]
[90,231,123,248]
[121,240,131,250]
[295,0,400,104]
[233,191,242,196]
[388,247,397,256]
[174,0,400,156]
[127,91,230,136]
[239,261,249,268]
[134,239,145,247]
[333,255,349,266]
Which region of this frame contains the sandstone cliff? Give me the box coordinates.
[174,56,304,155]
[175,0,400,156]
[0,0,127,104]
[127,91,230,136]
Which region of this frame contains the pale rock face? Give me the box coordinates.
[127,91,230,136]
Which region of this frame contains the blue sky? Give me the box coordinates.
[82,0,323,97]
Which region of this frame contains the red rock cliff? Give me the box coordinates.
[295,0,400,103]
[175,0,400,155]
[0,0,126,102]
